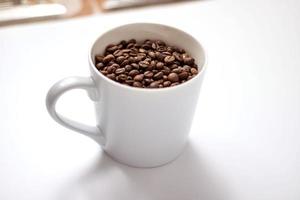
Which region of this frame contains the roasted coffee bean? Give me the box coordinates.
[156,62,164,69]
[100,70,108,75]
[125,65,132,71]
[153,72,163,80]
[125,80,134,85]
[183,55,194,65]
[144,71,154,78]
[115,68,126,75]
[121,59,130,67]
[148,51,156,59]
[155,52,165,61]
[173,52,182,61]
[163,81,171,87]
[127,43,135,49]
[156,40,166,46]
[183,65,191,72]
[172,68,182,74]
[103,54,115,63]
[113,50,123,57]
[107,74,116,80]
[128,57,135,63]
[191,68,198,75]
[95,39,198,88]
[129,69,139,77]
[131,63,139,69]
[168,73,179,82]
[133,81,142,87]
[178,71,189,80]
[107,65,117,73]
[139,61,149,69]
[95,55,104,63]
[151,42,157,49]
[107,45,118,53]
[171,82,179,87]
[96,62,104,70]
[118,74,127,81]
[162,66,171,75]
[128,39,136,44]
[116,56,126,64]
[134,74,144,82]
[149,81,160,88]
[164,56,175,64]
[144,78,153,85]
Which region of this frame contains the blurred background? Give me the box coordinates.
[0,0,196,26]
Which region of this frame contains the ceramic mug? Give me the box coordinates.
[46,23,206,167]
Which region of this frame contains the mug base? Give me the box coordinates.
[103,144,187,168]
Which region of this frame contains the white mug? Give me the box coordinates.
[46,23,206,167]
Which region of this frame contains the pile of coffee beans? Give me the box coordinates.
[94,39,199,88]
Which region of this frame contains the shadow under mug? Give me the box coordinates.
[46,23,206,168]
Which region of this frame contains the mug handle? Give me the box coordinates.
[46,76,106,145]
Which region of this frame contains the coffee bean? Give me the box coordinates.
[172,68,182,74]
[96,62,104,70]
[129,69,139,77]
[178,71,189,80]
[168,73,179,82]
[148,51,156,59]
[95,39,198,88]
[127,43,135,49]
[151,42,157,49]
[107,65,117,73]
[156,40,166,46]
[113,50,123,57]
[125,80,134,85]
[164,56,175,64]
[144,78,153,85]
[125,65,132,71]
[171,82,179,87]
[163,81,171,87]
[155,52,165,61]
[144,71,154,78]
[156,62,164,69]
[133,81,142,87]
[162,66,171,75]
[120,59,130,67]
[128,39,136,44]
[118,74,127,81]
[142,44,152,50]
[153,72,163,80]
[100,70,108,75]
[149,81,159,88]
[191,68,198,75]
[183,55,195,65]
[134,74,144,82]
[139,61,149,69]
[116,56,125,64]
[131,63,139,69]
[107,45,118,53]
[115,68,125,75]
[103,54,115,63]
[183,65,191,72]
[95,55,104,63]
[107,74,116,80]
[173,52,182,61]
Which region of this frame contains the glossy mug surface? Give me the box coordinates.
[46,23,206,167]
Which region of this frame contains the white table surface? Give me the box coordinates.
[0,0,300,200]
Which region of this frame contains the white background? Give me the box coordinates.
[0,0,300,199]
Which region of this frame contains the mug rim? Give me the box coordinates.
[88,22,207,92]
